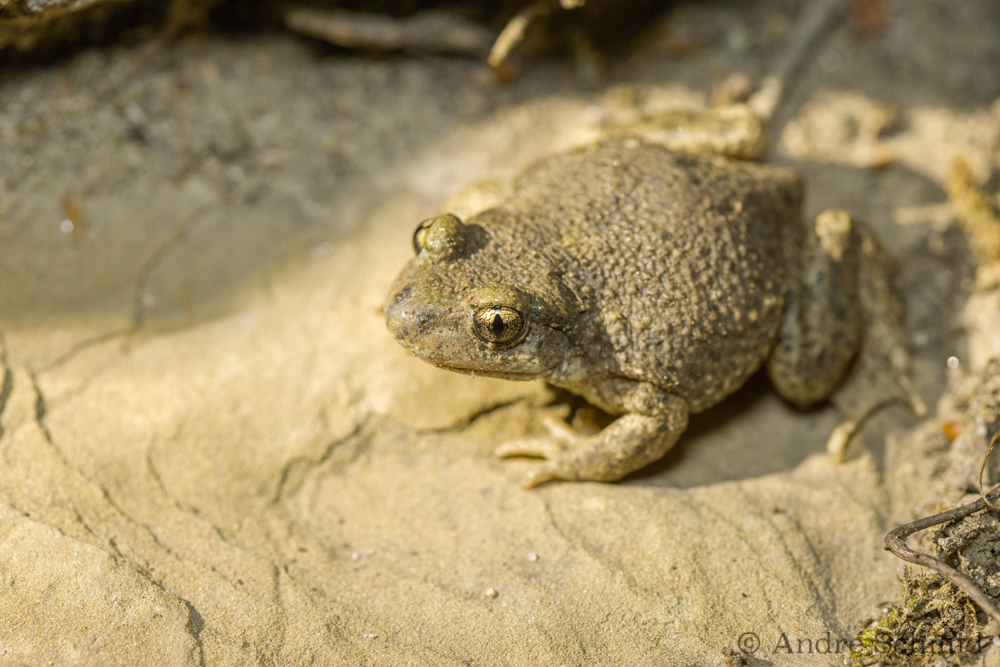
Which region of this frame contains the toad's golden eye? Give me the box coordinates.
[473,306,525,345]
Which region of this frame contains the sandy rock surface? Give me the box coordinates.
[1,1,999,665]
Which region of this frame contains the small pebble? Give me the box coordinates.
[485,588,498,599]
[526,552,538,562]
[947,356,959,369]
[351,552,359,561]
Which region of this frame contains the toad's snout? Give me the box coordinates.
[383,284,460,360]
[384,286,426,341]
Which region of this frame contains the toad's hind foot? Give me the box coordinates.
[827,227,927,462]
[827,368,927,462]
[827,355,928,462]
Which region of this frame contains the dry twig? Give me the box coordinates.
[885,429,1000,626]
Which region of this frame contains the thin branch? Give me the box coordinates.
[748,0,846,121]
[978,428,1000,510]
[884,483,1000,625]
[487,1,551,76]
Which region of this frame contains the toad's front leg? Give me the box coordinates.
[496,382,689,488]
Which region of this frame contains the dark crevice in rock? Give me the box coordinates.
[131,205,211,332]
[682,494,785,626]
[770,506,843,632]
[409,396,527,435]
[26,368,232,596]
[42,329,130,373]
[270,564,289,664]
[145,444,248,561]
[273,419,370,503]
[28,370,52,440]
[180,598,207,667]
[0,332,11,441]
[541,497,667,607]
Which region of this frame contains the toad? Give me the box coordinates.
[384,135,925,487]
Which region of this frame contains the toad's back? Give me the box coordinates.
[500,139,804,411]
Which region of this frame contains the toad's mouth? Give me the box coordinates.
[429,361,557,381]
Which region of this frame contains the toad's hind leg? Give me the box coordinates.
[767,209,865,408]
[766,210,926,461]
[826,223,927,460]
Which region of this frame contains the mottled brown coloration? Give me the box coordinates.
[385,138,920,486]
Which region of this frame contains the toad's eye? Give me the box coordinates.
[473,306,525,346]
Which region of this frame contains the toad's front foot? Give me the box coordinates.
[494,440,576,489]
[495,413,588,488]
[495,394,689,488]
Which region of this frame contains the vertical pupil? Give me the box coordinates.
[491,313,505,337]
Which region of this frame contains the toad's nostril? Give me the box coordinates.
[384,293,433,340]
[383,295,409,333]
[390,285,412,306]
